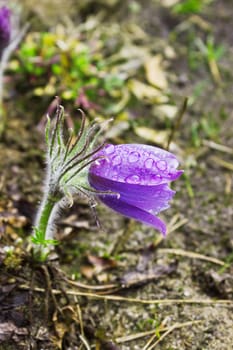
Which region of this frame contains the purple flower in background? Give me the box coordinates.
[0,6,11,56]
[89,144,183,235]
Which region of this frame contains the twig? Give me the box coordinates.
[208,58,222,85]
[225,174,232,195]
[19,285,233,306]
[154,214,187,248]
[66,278,118,291]
[145,320,202,349]
[116,329,160,344]
[202,140,233,155]
[158,248,225,266]
[167,217,188,234]
[116,319,201,345]
[76,300,84,336]
[79,334,91,350]
[41,265,64,317]
[210,156,233,171]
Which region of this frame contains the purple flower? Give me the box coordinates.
[0,6,11,55]
[89,144,183,235]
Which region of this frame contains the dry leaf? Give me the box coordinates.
[134,126,169,147]
[145,55,168,89]
[105,120,129,139]
[87,254,117,271]
[164,45,177,59]
[162,0,180,7]
[129,79,168,103]
[155,104,178,119]
[81,255,117,279]
[80,265,95,279]
[121,262,177,288]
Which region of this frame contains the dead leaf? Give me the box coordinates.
[80,265,95,279]
[87,254,117,271]
[129,79,168,103]
[145,55,168,89]
[0,322,28,342]
[164,45,177,59]
[120,262,177,288]
[155,104,178,119]
[105,119,129,139]
[105,87,130,114]
[134,126,169,147]
[162,0,180,7]
[81,255,117,279]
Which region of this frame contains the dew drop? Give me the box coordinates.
[150,174,162,184]
[112,155,122,166]
[156,160,167,171]
[105,144,115,155]
[149,152,160,162]
[128,151,140,163]
[167,158,178,170]
[144,158,154,169]
[111,171,119,181]
[95,158,106,166]
[125,174,141,184]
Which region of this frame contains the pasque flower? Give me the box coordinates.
[33,105,116,248]
[0,6,11,56]
[89,144,183,235]
[33,104,182,260]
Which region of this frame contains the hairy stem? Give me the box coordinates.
[35,194,57,240]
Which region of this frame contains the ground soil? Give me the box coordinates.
[0,0,233,349]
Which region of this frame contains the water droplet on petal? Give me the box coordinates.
[128,151,140,163]
[111,171,119,181]
[105,144,115,154]
[95,158,106,166]
[156,160,167,171]
[167,158,179,170]
[144,158,154,169]
[125,174,141,184]
[112,155,122,166]
[150,174,162,184]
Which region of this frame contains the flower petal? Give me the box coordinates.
[98,195,166,235]
[89,143,183,234]
[89,173,175,214]
[0,6,11,53]
[90,144,183,186]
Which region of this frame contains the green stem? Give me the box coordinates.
[36,194,56,240]
[32,189,60,260]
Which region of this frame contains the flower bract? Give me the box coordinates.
[89,144,183,235]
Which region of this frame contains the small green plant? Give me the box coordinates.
[10,30,125,114]
[191,113,220,147]
[173,0,211,15]
[188,35,224,83]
